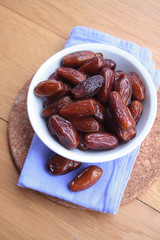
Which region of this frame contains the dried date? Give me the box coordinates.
[49,114,80,149]
[84,132,119,150]
[69,165,103,191]
[71,75,104,99]
[129,72,146,101]
[129,100,143,124]
[47,154,82,175]
[57,67,86,85]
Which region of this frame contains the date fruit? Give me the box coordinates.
[47,154,82,175]
[49,114,80,149]
[104,59,116,70]
[62,51,95,68]
[94,99,107,122]
[59,98,97,119]
[114,73,132,105]
[42,96,73,117]
[70,117,101,133]
[34,79,64,98]
[78,55,105,75]
[57,67,86,85]
[109,91,135,130]
[129,100,143,124]
[129,72,146,101]
[69,165,103,191]
[84,132,119,150]
[71,75,104,99]
[97,67,114,103]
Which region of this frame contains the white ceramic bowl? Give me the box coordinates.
[27,43,157,163]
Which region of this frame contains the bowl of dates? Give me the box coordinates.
[27,43,157,163]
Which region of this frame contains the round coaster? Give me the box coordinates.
[8,80,160,208]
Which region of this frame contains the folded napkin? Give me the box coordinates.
[18,26,160,214]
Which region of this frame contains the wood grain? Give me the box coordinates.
[0,0,160,239]
[0,5,65,120]
[1,0,160,68]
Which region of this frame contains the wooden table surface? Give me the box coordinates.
[0,1,160,239]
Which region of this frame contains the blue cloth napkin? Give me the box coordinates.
[18,26,160,214]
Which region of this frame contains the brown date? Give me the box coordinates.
[57,67,86,85]
[59,98,97,119]
[70,117,101,133]
[77,132,88,151]
[69,165,103,191]
[47,154,82,175]
[114,70,125,89]
[94,99,107,122]
[97,67,114,103]
[129,72,146,101]
[114,73,132,105]
[78,55,105,75]
[42,96,73,117]
[129,100,143,124]
[109,91,135,130]
[71,75,104,99]
[104,59,116,70]
[49,114,80,150]
[48,72,61,81]
[84,132,119,150]
[43,83,71,108]
[34,79,64,98]
[62,51,95,68]
[105,107,136,141]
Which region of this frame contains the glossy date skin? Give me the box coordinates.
[97,67,114,103]
[69,165,103,191]
[70,117,101,133]
[47,154,82,175]
[59,98,97,119]
[78,55,105,75]
[62,51,95,68]
[57,67,86,85]
[84,132,119,150]
[49,114,80,150]
[42,96,73,117]
[104,59,116,70]
[115,73,132,105]
[129,72,146,101]
[109,91,135,130]
[34,79,64,98]
[129,100,143,124]
[71,75,104,99]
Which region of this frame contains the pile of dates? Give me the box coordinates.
[34,50,146,191]
[34,50,146,151]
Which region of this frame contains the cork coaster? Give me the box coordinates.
[8,79,160,209]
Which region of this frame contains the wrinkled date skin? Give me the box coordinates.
[78,55,105,75]
[49,114,80,149]
[34,79,64,98]
[115,74,132,105]
[57,67,86,85]
[59,98,97,119]
[47,154,82,175]
[97,67,115,103]
[84,132,119,150]
[69,165,103,191]
[104,59,116,70]
[129,72,146,101]
[129,100,143,124]
[62,51,95,68]
[109,91,135,130]
[70,117,101,133]
[42,96,73,117]
[71,75,104,99]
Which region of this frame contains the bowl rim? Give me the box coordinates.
[27,43,157,163]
